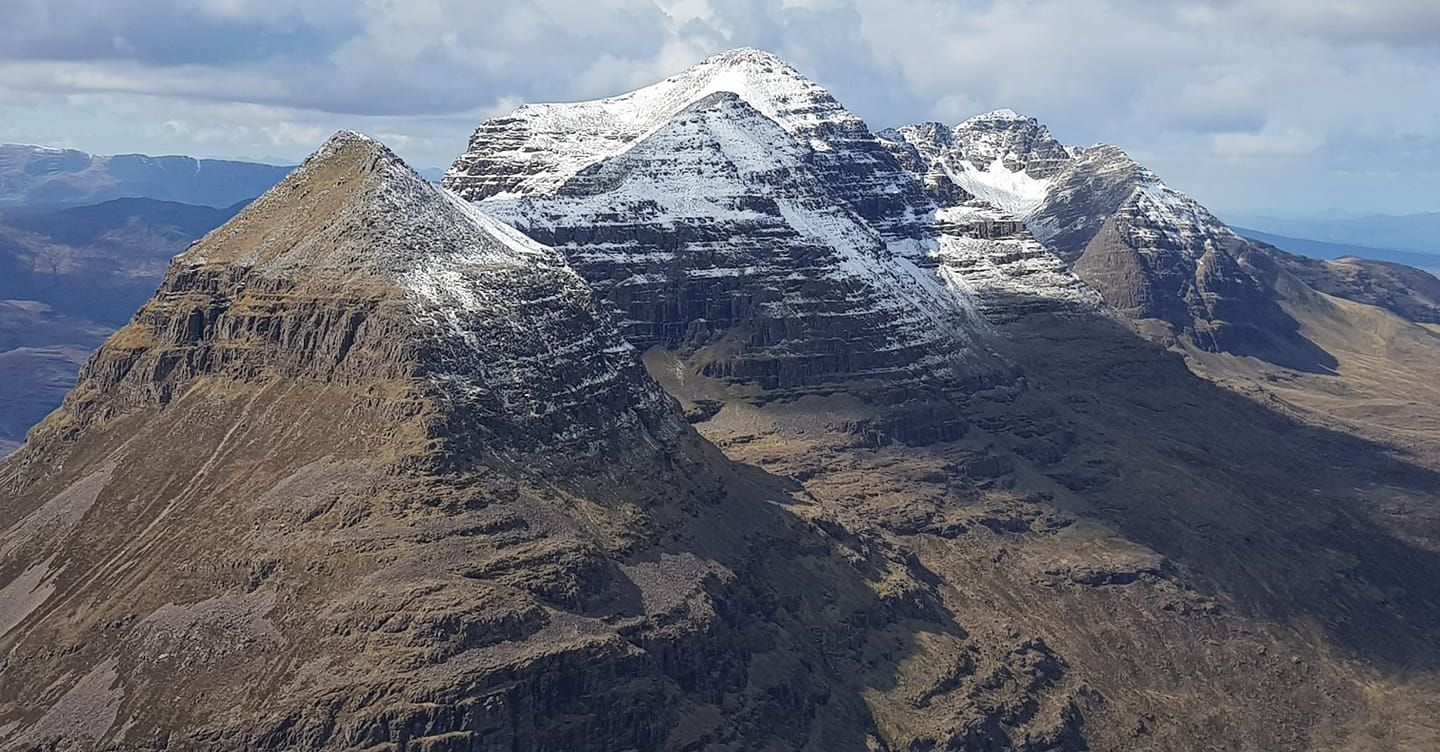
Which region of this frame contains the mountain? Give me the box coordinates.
[885,113,1440,373]
[0,143,290,210]
[447,47,934,247]
[0,198,250,321]
[890,106,1440,459]
[1235,226,1440,274]
[8,49,1440,751]
[443,50,1440,749]
[1034,145,1337,370]
[2,132,1006,749]
[449,49,1092,422]
[1251,243,1440,325]
[483,90,998,401]
[450,48,1025,444]
[6,196,249,252]
[1226,211,1440,256]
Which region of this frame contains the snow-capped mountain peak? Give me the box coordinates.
[698,46,796,72]
[477,87,999,390]
[959,107,1026,124]
[204,130,559,284]
[885,109,1071,218]
[445,47,868,202]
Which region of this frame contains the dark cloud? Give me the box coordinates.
[0,0,353,65]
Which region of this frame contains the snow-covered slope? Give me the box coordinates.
[447,47,934,249]
[446,47,863,199]
[451,49,1099,379]
[879,124,1100,318]
[486,92,991,390]
[931,202,1102,322]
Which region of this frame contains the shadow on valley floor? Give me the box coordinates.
[986,301,1440,675]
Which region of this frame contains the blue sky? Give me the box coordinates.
[0,0,1437,215]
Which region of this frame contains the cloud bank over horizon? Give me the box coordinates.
[0,0,1437,214]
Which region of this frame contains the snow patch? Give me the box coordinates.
[943,157,1053,218]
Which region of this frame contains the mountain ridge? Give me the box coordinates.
[7,48,1440,752]
[0,143,291,210]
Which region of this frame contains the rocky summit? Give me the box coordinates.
[7,48,1440,752]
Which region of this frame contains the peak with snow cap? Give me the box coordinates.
[1013,136,1332,369]
[444,47,872,201]
[698,46,796,71]
[101,130,678,457]
[885,109,1071,217]
[962,108,1025,123]
[481,84,1005,395]
[192,130,559,282]
[1026,142,1235,260]
[448,48,1098,400]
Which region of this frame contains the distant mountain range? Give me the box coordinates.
[1234,226,1440,273]
[0,196,252,450]
[0,143,292,210]
[1226,211,1440,256]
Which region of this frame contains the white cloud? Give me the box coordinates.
[1210,130,1324,159]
